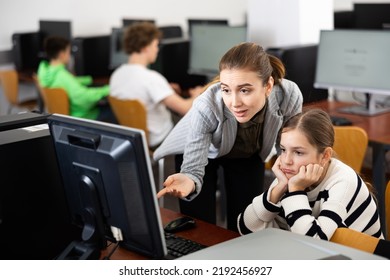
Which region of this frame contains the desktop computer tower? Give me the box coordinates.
[0,113,80,259]
[72,35,112,79]
[12,32,41,73]
[266,44,328,104]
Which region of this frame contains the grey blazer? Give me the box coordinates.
[154,79,303,199]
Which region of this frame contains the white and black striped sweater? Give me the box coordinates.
[238,158,384,240]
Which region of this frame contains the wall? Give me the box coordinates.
[248,0,333,49]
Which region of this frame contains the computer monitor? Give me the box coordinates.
[180,227,385,260]
[12,31,41,72]
[0,113,80,259]
[47,114,166,259]
[314,29,390,116]
[188,24,247,78]
[334,11,355,29]
[39,20,72,57]
[354,3,390,29]
[72,35,112,78]
[158,25,183,39]
[122,18,155,27]
[109,27,127,70]
[39,20,72,40]
[187,18,228,38]
[266,44,328,104]
[150,38,190,84]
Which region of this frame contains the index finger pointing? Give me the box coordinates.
[157,187,169,199]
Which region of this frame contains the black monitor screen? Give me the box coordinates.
[150,38,190,83]
[72,35,111,78]
[47,114,166,259]
[39,20,72,58]
[39,20,72,40]
[354,3,390,29]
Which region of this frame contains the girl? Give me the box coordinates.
[237,108,383,240]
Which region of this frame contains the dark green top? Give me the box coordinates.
[224,101,267,158]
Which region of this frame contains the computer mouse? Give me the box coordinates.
[164,216,196,233]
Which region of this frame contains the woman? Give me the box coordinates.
[237,108,383,240]
[154,42,303,230]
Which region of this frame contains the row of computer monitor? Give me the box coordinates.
[13,18,237,74]
[12,18,248,89]
[13,17,390,114]
[109,21,247,77]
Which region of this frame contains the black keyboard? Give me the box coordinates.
[164,232,207,259]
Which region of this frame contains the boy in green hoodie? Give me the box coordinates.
[37,36,115,122]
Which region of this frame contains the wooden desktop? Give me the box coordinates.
[101,208,240,260]
[305,100,390,232]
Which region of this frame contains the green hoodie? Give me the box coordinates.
[37,61,109,119]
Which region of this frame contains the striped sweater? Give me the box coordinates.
[238,158,384,240]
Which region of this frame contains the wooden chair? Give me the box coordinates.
[333,126,368,173]
[108,95,164,205]
[40,87,70,115]
[330,227,390,259]
[108,96,148,140]
[0,69,38,114]
[386,180,390,240]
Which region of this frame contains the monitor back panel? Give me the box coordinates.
[72,35,112,78]
[179,228,385,260]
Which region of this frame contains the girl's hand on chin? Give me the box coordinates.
[288,164,323,192]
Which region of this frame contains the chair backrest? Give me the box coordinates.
[330,227,379,253]
[386,180,390,239]
[108,95,148,140]
[0,69,19,105]
[41,87,70,115]
[333,126,368,173]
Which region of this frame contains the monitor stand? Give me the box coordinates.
[56,174,106,260]
[337,93,390,116]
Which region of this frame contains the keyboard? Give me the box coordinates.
[164,232,207,259]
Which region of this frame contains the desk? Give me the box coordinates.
[305,100,390,232]
[101,208,239,260]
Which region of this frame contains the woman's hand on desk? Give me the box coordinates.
[157,173,195,199]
